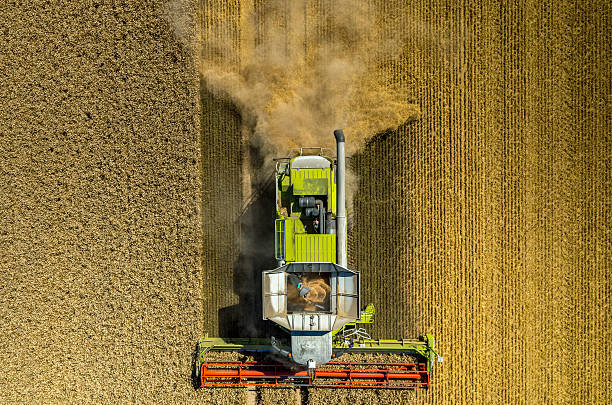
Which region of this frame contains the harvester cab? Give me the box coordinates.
[195,130,441,389]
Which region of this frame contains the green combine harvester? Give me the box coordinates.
[196,130,441,389]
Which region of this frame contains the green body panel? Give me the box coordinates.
[290,168,332,195]
[275,219,336,262]
[199,336,426,355]
[275,156,338,262]
[328,170,336,215]
[295,234,336,262]
[290,168,335,213]
[278,164,336,217]
[291,170,329,195]
[333,336,438,369]
[275,219,294,261]
[332,303,375,336]
[280,172,291,191]
[197,333,439,371]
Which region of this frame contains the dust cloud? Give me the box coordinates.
[199,0,420,162]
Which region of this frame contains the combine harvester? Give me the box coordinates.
[196,130,441,389]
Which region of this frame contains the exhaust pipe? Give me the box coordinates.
[334,129,347,268]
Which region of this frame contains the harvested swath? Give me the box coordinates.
[259,388,300,404]
[307,387,416,405]
[197,388,247,405]
[203,352,252,362]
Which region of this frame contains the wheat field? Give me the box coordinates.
[1,0,609,404]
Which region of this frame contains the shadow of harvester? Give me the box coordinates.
[218,154,278,339]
